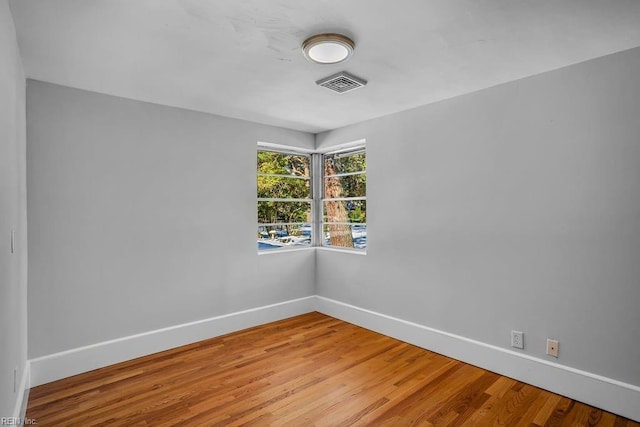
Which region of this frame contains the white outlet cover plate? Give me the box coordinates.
[511,331,524,349]
[546,339,559,357]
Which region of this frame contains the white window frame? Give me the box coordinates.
[320,145,366,252]
[257,140,366,254]
[257,145,314,252]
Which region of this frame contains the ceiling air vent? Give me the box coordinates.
[316,71,367,94]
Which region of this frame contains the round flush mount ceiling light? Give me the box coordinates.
[302,33,355,64]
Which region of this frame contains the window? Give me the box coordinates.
[322,148,366,250]
[257,149,312,251]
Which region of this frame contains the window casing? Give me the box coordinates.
[257,144,366,252]
[257,149,313,251]
[322,148,366,250]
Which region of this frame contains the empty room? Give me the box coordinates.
[2,0,640,425]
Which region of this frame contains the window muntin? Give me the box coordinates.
[323,200,366,223]
[324,174,366,198]
[257,150,312,251]
[257,152,310,176]
[258,201,312,223]
[257,176,311,199]
[322,148,366,250]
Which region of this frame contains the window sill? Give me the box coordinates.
[257,246,316,255]
[258,246,367,256]
[316,247,367,255]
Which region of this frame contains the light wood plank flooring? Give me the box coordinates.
[26,312,639,426]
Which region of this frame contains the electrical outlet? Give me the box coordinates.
[546,339,559,357]
[511,331,524,349]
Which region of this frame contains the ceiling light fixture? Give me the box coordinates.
[302,33,355,64]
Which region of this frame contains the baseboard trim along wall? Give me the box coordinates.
[12,361,30,423]
[27,295,639,421]
[314,296,640,422]
[29,296,316,387]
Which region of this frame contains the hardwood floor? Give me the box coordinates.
[26,312,638,426]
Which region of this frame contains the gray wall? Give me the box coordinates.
[26,81,315,358]
[316,47,640,386]
[20,33,640,394]
[0,0,27,416]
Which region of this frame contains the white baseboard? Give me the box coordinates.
[315,296,640,422]
[26,295,639,422]
[29,296,315,387]
[11,360,30,423]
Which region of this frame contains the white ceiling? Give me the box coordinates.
[9,0,640,133]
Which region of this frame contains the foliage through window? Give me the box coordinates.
[257,150,312,250]
[323,148,366,250]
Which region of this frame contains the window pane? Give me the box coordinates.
[258,224,312,249]
[257,151,310,178]
[323,200,366,223]
[324,174,366,198]
[258,201,312,224]
[324,151,365,175]
[258,175,310,199]
[323,224,367,249]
